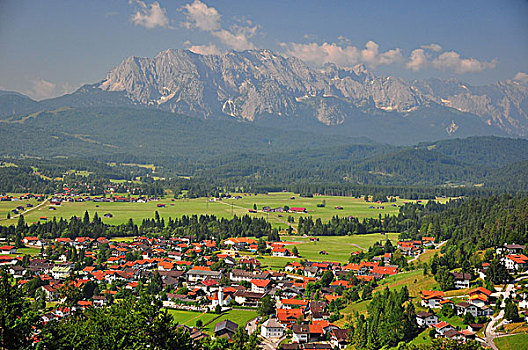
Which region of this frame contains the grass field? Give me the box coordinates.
[239,233,401,270]
[166,309,218,328]
[0,197,43,222]
[110,237,135,243]
[201,309,257,334]
[167,308,257,334]
[374,269,437,299]
[280,233,400,262]
[405,328,433,348]
[0,192,431,228]
[15,247,41,255]
[337,269,438,328]
[495,333,528,350]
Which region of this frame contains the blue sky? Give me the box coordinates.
[0,0,527,100]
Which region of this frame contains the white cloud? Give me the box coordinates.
[186,43,221,55]
[280,42,359,66]
[180,0,257,51]
[513,72,528,84]
[432,51,496,74]
[361,41,403,67]
[280,41,403,68]
[130,0,172,29]
[406,48,428,71]
[212,25,257,51]
[182,0,221,31]
[421,43,442,52]
[24,79,75,100]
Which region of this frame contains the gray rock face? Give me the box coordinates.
[98,49,528,136]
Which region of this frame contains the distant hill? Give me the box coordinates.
[0,90,41,117]
[418,137,528,168]
[1,104,526,189]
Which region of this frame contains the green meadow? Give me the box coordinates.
[279,233,400,262]
[166,308,257,335]
[0,192,429,228]
[495,334,528,350]
[237,233,401,270]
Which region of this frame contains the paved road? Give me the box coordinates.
[409,240,447,263]
[484,279,517,349]
[261,335,286,350]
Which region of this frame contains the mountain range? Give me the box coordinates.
[1,49,527,145]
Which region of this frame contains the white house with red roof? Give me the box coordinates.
[421,290,445,308]
[272,247,292,257]
[23,236,42,247]
[0,246,16,254]
[251,279,271,293]
[434,321,455,335]
[502,254,528,270]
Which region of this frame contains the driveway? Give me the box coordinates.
[484,281,516,349]
[261,335,286,350]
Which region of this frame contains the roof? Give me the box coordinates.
[444,329,460,338]
[308,323,324,334]
[504,244,526,249]
[281,298,309,306]
[202,279,218,287]
[186,269,221,277]
[434,321,451,329]
[371,266,398,275]
[261,318,284,329]
[506,254,528,264]
[469,287,492,296]
[290,207,306,211]
[421,290,445,299]
[251,279,271,288]
[277,308,303,323]
[416,311,434,318]
[223,237,257,245]
[214,319,238,334]
[330,328,350,341]
[292,324,309,334]
[451,272,471,280]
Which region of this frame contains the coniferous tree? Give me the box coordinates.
[0,269,40,349]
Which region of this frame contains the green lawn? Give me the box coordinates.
[167,309,218,327]
[280,233,400,262]
[495,333,528,350]
[110,237,136,243]
[16,247,41,255]
[167,308,257,334]
[257,255,302,270]
[0,197,43,222]
[438,314,466,329]
[374,269,437,298]
[201,309,257,334]
[0,192,433,228]
[244,233,401,270]
[405,328,433,348]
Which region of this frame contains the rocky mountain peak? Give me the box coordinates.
[95,49,528,137]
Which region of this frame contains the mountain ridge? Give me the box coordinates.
[2,49,527,144]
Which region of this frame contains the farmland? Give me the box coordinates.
[0,192,433,228]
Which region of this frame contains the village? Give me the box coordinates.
[2,227,528,349]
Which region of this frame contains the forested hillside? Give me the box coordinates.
[1,105,527,193]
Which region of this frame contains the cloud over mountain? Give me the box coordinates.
[130,0,172,29]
